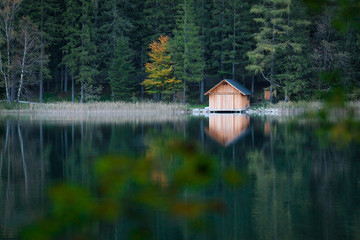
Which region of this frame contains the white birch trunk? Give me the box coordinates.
[16,32,27,103]
[0,54,10,105]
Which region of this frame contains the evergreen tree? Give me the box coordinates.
[192,0,211,103]
[274,1,312,100]
[108,37,136,101]
[144,0,180,39]
[94,0,134,85]
[247,0,294,102]
[209,0,228,78]
[171,0,205,104]
[229,0,254,85]
[62,0,98,103]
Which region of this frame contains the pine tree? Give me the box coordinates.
[209,0,228,78]
[247,0,294,102]
[171,0,205,104]
[192,0,210,103]
[229,0,254,85]
[94,0,135,85]
[144,0,180,39]
[274,1,311,100]
[62,0,98,103]
[108,37,136,101]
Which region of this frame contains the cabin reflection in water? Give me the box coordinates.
[205,114,250,147]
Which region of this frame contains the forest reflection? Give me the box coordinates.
[0,116,359,240]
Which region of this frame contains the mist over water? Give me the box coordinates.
[0,114,359,240]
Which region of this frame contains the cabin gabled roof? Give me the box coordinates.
[204,79,253,96]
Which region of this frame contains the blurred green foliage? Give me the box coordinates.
[21,136,244,240]
[301,0,360,31]
[298,0,360,147]
[302,70,360,146]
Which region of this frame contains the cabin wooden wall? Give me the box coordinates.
[211,83,238,94]
[209,94,249,110]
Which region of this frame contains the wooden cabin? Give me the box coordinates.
[205,79,252,112]
[205,114,250,147]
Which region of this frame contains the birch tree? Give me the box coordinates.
[0,0,22,105]
[16,17,41,103]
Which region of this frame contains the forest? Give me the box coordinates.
[0,0,359,105]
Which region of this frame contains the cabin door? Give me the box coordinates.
[221,94,233,110]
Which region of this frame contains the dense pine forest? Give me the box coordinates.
[0,0,359,105]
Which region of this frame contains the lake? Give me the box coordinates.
[0,114,359,240]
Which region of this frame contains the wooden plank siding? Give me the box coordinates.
[209,94,249,111]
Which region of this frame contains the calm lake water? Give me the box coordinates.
[0,114,359,240]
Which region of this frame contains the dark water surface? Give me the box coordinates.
[0,114,359,240]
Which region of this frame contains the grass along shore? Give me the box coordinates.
[248,101,360,117]
[2,100,359,117]
[251,101,360,111]
[0,101,186,114]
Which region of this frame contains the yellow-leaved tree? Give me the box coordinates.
[142,35,181,100]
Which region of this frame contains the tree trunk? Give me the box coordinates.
[220,0,225,77]
[200,78,204,104]
[183,0,187,105]
[251,72,254,98]
[200,0,205,104]
[39,0,44,103]
[81,79,84,103]
[270,24,275,103]
[60,65,64,92]
[8,26,15,102]
[16,37,27,104]
[39,64,43,103]
[141,45,144,98]
[6,31,14,103]
[64,65,68,92]
[232,4,236,81]
[71,73,74,102]
[0,54,11,106]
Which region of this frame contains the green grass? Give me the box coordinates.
[186,103,208,110]
[251,101,323,110]
[43,92,73,102]
[0,101,31,110]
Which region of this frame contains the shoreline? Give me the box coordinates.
[1,101,359,118]
[191,101,360,117]
[0,101,187,114]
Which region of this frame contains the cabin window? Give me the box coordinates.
[222,82,228,85]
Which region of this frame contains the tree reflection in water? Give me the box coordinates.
[0,116,359,240]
